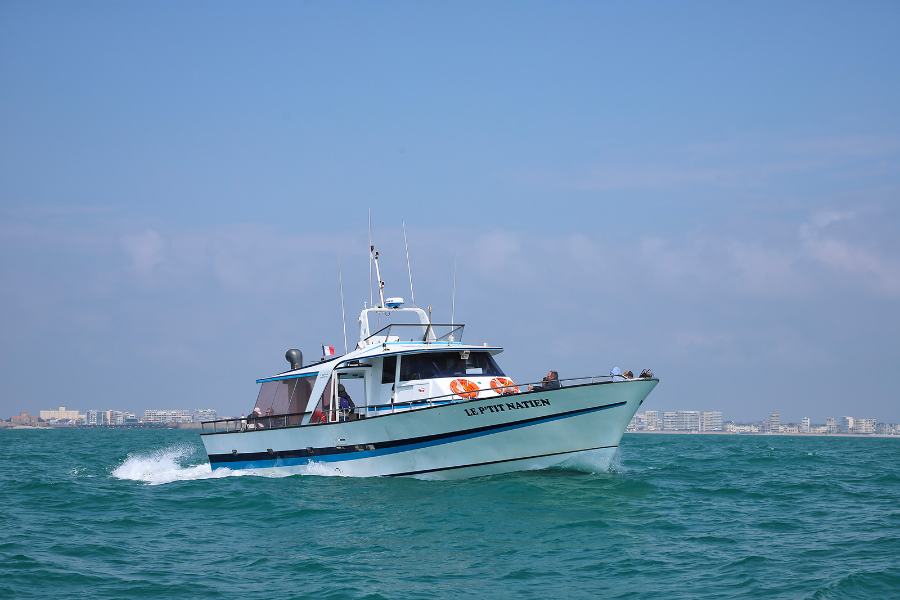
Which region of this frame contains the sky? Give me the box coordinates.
[1,1,898,423]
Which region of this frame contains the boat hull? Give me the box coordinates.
[201,378,657,479]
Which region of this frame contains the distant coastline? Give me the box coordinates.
[0,422,203,430]
[626,430,899,439]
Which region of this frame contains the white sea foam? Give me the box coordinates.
[111,444,620,484]
[300,460,352,477]
[111,445,241,485]
[553,447,622,474]
[110,445,352,484]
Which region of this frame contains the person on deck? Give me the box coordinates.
[249,407,264,429]
[529,371,561,392]
[338,384,356,419]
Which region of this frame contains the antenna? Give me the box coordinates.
[451,253,457,326]
[368,207,373,309]
[373,247,386,308]
[402,219,416,307]
[339,253,348,354]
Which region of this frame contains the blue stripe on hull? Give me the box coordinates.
[211,401,624,472]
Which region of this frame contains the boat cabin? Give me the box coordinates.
[243,304,515,429]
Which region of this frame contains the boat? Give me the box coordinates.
[199,247,658,479]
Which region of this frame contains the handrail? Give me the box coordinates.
[364,323,465,343]
[200,373,653,435]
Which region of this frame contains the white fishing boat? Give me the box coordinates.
[200,245,658,479]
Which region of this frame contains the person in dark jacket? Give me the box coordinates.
[338,383,356,418]
[529,371,561,392]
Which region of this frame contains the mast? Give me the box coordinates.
[451,254,457,326]
[403,219,416,307]
[372,247,386,309]
[339,253,347,354]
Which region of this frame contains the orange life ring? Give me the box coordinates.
[311,411,327,423]
[490,377,520,395]
[450,378,479,399]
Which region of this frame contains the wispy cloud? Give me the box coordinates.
[800,210,900,296]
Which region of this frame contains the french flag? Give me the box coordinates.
[322,344,335,357]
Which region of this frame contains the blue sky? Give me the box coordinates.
[1,1,898,423]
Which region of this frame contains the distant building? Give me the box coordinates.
[801,417,810,434]
[770,412,780,433]
[826,417,838,434]
[700,411,722,432]
[876,423,897,435]
[678,411,701,431]
[840,416,854,434]
[645,410,659,431]
[39,406,83,423]
[730,422,759,434]
[143,409,192,424]
[663,411,677,431]
[10,411,40,426]
[194,409,217,422]
[86,410,109,426]
[854,418,875,434]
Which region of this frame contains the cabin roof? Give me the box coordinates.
[257,342,504,383]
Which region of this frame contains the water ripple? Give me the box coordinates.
[1,430,898,599]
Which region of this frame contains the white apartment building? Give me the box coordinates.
[86,410,109,426]
[659,411,710,431]
[663,411,677,431]
[840,416,854,434]
[801,417,810,433]
[194,409,217,422]
[143,409,192,424]
[645,410,659,431]
[770,412,780,432]
[678,411,701,431]
[700,411,723,431]
[854,418,875,434]
[826,417,838,433]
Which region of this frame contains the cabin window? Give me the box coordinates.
[310,376,335,418]
[398,351,504,381]
[254,376,315,418]
[381,356,397,384]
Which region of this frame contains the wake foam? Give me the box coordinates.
[111,444,622,484]
[111,445,239,485]
[551,447,622,474]
[110,445,351,485]
[301,460,351,477]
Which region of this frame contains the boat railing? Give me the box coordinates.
[200,373,652,434]
[364,323,464,345]
[363,374,627,417]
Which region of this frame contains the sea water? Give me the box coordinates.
[1,429,898,599]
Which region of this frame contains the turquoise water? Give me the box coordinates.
[1,430,898,599]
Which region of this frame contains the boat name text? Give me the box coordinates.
[463,399,550,416]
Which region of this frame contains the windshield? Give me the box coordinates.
[399,351,505,381]
[254,376,315,415]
